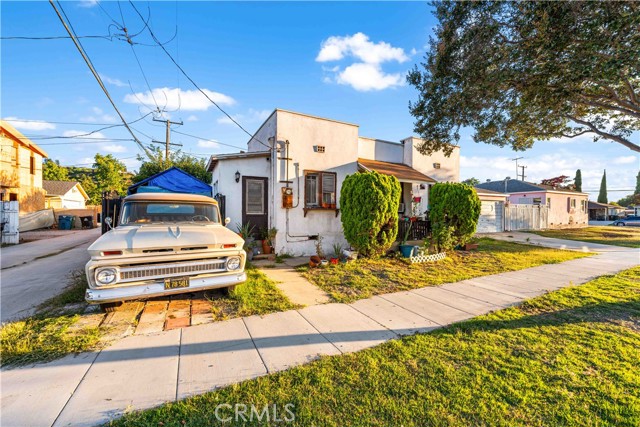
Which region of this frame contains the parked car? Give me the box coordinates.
[85,192,246,311]
[613,215,640,226]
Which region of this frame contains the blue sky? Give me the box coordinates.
[2,1,638,200]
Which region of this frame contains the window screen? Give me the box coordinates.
[246,179,264,214]
[305,174,318,206]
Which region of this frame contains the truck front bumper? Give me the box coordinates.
[85,272,247,304]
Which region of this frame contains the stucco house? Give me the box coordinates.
[0,120,48,212]
[587,201,626,221]
[43,180,89,209]
[207,109,459,255]
[476,179,589,228]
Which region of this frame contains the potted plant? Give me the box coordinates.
[330,242,342,264]
[464,238,479,251]
[261,227,277,254]
[398,220,414,258]
[235,222,255,241]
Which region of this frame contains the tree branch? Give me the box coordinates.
[576,98,640,118]
[566,115,640,152]
[621,75,639,105]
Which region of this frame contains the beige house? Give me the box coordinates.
[43,180,89,209]
[208,108,459,255]
[0,120,48,213]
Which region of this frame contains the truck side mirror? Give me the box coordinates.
[105,217,113,229]
[224,217,231,225]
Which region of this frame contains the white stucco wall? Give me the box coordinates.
[401,137,460,183]
[60,186,87,208]
[508,191,588,228]
[357,137,403,163]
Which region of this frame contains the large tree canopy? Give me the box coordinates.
[133,147,211,184]
[408,1,640,154]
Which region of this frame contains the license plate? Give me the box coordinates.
[164,276,190,290]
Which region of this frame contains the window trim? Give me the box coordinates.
[304,170,337,209]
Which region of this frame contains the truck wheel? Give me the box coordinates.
[224,285,237,295]
[100,302,123,313]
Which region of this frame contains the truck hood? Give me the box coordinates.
[88,224,244,256]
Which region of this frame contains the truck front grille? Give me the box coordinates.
[118,259,226,283]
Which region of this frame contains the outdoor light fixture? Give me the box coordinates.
[235,171,241,183]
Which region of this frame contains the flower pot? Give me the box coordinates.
[330,203,336,209]
[464,243,478,251]
[310,255,321,263]
[262,240,272,254]
[330,257,339,265]
[399,244,414,258]
[309,260,319,268]
[320,259,329,267]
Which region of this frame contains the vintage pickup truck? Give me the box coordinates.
[85,192,246,311]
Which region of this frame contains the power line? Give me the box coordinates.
[170,129,245,150]
[37,139,136,146]
[128,1,272,151]
[49,0,152,159]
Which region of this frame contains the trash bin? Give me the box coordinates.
[58,215,74,230]
[80,216,93,229]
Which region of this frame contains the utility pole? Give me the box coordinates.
[519,165,527,181]
[511,157,523,179]
[152,118,183,168]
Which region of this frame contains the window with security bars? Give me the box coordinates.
[305,171,337,208]
[246,179,264,214]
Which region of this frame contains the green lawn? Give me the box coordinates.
[299,238,592,303]
[110,267,640,427]
[530,226,640,248]
[0,266,296,367]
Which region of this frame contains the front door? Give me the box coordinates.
[242,176,268,237]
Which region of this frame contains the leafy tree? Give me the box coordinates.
[461,177,480,186]
[539,175,574,190]
[617,193,640,207]
[133,146,211,184]
[93,154,129,198]
[574,170,582,192]
[636,171,640,194]
[42,159,69,181]
[429,183,481,251]
[408,1,640,155]
[340,171,401,257]
[598,170,608,204]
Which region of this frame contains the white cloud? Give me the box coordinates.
[102,144,127,153]
[316,32,408,64]
[197,139,220,148]
[186,115,199,122]
[78,0,98,8]
[2,117,56,131]
[124,87,235,112]
[317,33,408,91]
[217,109,271,126]
[336,63,405,92]
[99,74,127,87]
[613,155,638,165]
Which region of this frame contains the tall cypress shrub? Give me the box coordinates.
[429,183,481,250]
[340,171,401,257]
[597,170,608,203]
[574,169,582,192]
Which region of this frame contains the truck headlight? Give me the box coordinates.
[95,268,117,285]
[226,256,241,271]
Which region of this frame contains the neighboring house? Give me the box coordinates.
[0,120,48,212]
[43,180,89,209]
[476,179,589,228]
[587,201,626,221]
[208,109,460,255]
[474,188,509,233]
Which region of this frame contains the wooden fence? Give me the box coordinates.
[504,205,549,231]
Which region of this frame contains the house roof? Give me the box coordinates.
[43,180,88,200]
[206,151,270,172]
[357,158,436,183]
[474,187,507,196]
[475,179,587,195]
[588,201,625,210]
[1,120,49,158]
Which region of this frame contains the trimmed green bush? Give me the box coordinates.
[430,183,481,251]
[340,171,401,257]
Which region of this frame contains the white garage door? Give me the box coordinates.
[477,201,504,233]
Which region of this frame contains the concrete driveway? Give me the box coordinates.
[1,228,100,323]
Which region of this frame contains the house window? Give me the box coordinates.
[245,179,265,215]
[571,198,577,209]
[547,198,551,209]
[533,197,542,205]
[30,155,35,175]
[581,200,587,213]
[305,171,337,208]
[433,163,441,169]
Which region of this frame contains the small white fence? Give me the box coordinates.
[1,201,19,244]
[504,205,549,231]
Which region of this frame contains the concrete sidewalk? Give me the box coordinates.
[1,242,638,427]
[478,231,634,253]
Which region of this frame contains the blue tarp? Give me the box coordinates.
[128,167,212,196]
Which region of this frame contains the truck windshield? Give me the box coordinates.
[120,201,220,225]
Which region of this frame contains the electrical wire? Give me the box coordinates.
[49,0,152,159]
[128,1,272,150]
[170,129,245,150]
